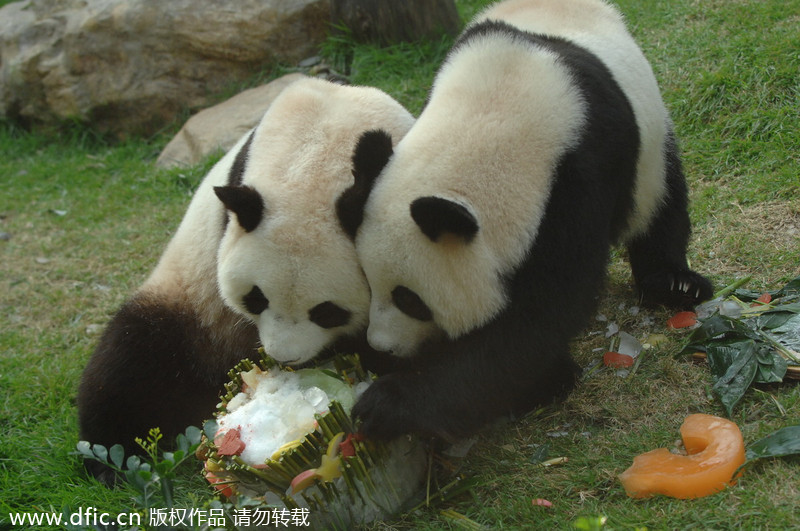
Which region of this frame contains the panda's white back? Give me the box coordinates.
[474,0,669,237]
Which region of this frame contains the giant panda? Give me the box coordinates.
[341,0,713,441]
[77,77,415,483]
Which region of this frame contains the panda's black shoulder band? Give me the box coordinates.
[337,129,394,239]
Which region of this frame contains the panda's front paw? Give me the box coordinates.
[351,373,420,441]
[639,269,713,309]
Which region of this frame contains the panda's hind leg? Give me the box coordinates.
[626,135,713,309]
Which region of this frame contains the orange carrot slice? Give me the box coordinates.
[619,413,745,499]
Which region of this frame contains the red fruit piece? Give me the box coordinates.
[290,468,318,494]
[752,293,772,306]
[216,427,246,456]
[205,471,235,498]
[339,433,358,458]
[603,351,635,368]
[667,311,697,329]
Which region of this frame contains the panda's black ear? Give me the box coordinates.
[336,129,394,239]
[214,185,264,233]
[410,196,479,243]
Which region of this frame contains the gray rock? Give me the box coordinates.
[0,0,329,137]
[156,73,306,169]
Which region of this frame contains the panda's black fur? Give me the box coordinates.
[345,9,713,441]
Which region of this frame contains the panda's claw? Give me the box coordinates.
[638,269,713,309]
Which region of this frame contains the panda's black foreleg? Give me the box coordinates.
[352,317,580,442]
[626,137,712,309]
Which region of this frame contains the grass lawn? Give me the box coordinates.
[2,0,798,529]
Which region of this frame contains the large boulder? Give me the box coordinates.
[0,0,329,137]
[156,73,306,169]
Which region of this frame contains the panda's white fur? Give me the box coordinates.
[77,77,414,482]
[348,0,712,441]
[472,0,669,239]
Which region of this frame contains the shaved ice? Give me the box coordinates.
[216,367,363,466]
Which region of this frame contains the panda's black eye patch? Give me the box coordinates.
[242,286,269,315]
[392,286,433,322]
[309,302,351,329]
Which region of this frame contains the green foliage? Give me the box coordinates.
[746,426,800,461]
[76,426,203,512]
[682,275,800,415]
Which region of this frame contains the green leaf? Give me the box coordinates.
[109,444,125,469]
[155,460,173,476]
[175,433,189,453]
[76,440,93,459]
[753,344,788,383]
[126,455,142,471]
[184,425,203,446]
[775,275,800,297]
[746,426,800,460]
[768,313,800,351]
[91,444,108,463]
[756,309,799,330]
[203,419,219,441]
[169,450,186,464]
[707,342,758,416]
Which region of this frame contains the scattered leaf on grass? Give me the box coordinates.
[682,275,800,414]
[745,425,800,461]
[529,444,550,464]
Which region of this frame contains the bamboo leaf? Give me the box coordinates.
[746,426,800,460]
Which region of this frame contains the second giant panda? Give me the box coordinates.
[342,0,713,441]
[78,77,415,483]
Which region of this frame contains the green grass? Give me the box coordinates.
[2,0,799,529]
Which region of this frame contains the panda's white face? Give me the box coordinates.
[214,78,415,365]
[357,186,510,357]
[217,222,370,365]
